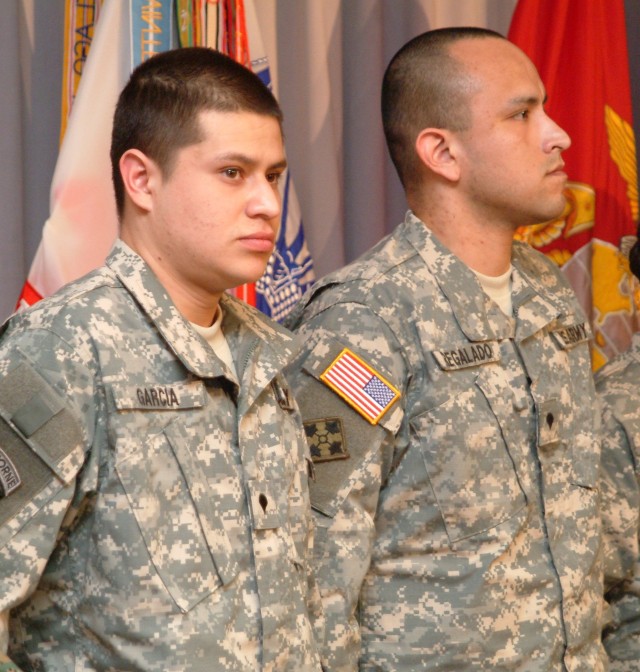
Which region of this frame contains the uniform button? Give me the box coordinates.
[259,493,268,512]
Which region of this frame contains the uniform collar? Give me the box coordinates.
[509,245,566,341]
[403,211,564,342]
[219,293,295,415]
[106,240,294,395]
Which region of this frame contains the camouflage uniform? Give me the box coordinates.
[286,212,606,671]
[0,241,323,671]
[595,332,640,671]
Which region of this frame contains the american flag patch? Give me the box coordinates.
[320,349,400,424]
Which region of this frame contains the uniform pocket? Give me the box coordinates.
[116,417,237,613]
[412,386,527,544]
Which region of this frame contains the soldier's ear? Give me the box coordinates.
[119,149,159,213]
[415,128,461,182]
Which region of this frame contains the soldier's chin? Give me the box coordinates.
[533,199,566,225]
[543,195,566,218]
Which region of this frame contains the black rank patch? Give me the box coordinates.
[304,417,349,463]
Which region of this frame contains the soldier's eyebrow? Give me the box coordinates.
[507,89,548,108]
[215,152,288,172]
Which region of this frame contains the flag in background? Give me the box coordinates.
[203,0,315,320]
[60,0,104,143]
[15,0,176,310]
[16,0,314,323]
[509,0,639,370]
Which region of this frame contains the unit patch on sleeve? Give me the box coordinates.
[304,417,349,463]
[319,348,400,425]
[0,446,21,499]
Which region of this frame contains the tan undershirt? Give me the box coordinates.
[473,266,513,317]
[190,306,237,376]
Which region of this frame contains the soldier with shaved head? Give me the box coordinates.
[286,27,606,670]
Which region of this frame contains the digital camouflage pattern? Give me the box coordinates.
[596,332,640,671]
[0,240,322,671]
[286,212,607,671]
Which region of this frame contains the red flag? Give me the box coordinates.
[509,0,639,370]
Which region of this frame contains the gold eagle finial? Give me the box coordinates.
[605,104,638,222]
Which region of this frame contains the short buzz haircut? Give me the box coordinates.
[110,47,283,217]
[381,27,505,190]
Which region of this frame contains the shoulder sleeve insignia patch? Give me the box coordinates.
[304,417,349,463]
[319,348,400,424]
[0,446,21,498]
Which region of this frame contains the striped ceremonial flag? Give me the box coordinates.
[60,0,104,143]
[205,0,315,321]
[15,0,176,312]
[320,349,400,424]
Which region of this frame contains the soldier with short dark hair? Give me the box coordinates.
[0,47,322,671]
[286,27,607,670]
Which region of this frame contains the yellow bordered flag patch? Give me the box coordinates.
[320,348,400,424]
